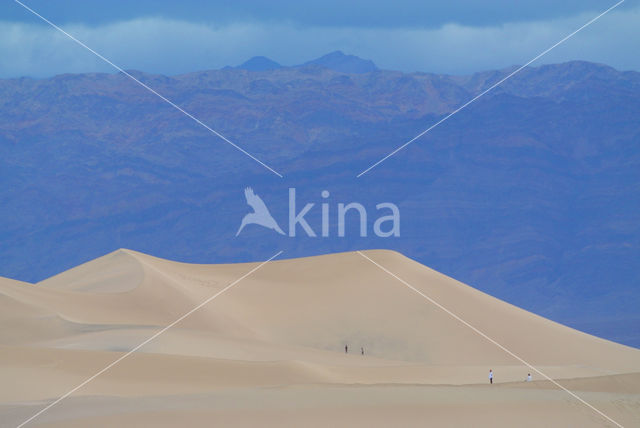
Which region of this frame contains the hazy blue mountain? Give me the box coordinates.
[236,56,282,71]
[302,50,378,73]
[0,59,638,347]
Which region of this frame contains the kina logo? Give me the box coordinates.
[236,187,286,236]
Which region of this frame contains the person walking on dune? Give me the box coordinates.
[345,344,348,354]
[489,369,493,384]
[361,347,364,355]
[527,373,532,382]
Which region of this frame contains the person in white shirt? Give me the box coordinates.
[526,373,532,382]
[489,369,493,384]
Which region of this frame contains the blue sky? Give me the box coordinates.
[2,0,639,77]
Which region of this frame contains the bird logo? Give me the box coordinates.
[236,187,285,236]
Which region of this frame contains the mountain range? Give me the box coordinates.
[233,51,378,73]
[1,52,638,346]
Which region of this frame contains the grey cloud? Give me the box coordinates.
[1,5,638,78]
[6,0,634,29]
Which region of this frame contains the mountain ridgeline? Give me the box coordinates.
[0,53,639,346]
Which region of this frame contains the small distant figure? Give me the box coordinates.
[489,369,493,384]
[345,344,348,354]
[526,373,532,382]
[361,347,364,355]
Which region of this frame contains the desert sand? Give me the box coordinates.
[1,249,638,427]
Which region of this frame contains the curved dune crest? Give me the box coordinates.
[1,250,639,427]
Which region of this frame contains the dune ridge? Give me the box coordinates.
[1,249,639,427]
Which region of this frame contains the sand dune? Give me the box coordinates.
[1,249,639,427]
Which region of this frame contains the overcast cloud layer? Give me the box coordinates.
[1,3,638,78]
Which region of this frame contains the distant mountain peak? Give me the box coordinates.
[236,56,281,72]
[319,50,348,59]
[302,51,378,74]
